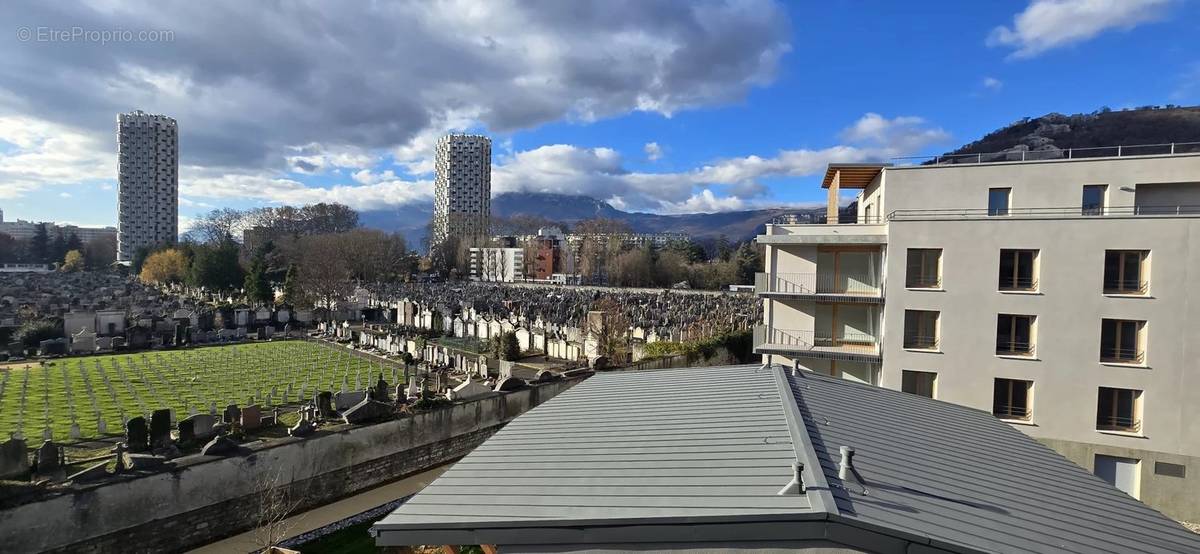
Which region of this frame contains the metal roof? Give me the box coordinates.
[788,370,1200,554]
[374,365,816,526]
[373,365,1200,553]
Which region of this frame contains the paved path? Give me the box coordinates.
[186,464,450,554]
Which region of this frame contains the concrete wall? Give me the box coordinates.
[0,378,581,554]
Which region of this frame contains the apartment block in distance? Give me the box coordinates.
[117,110,178,262]
[431,134,491,250]
[755,144,1200,521]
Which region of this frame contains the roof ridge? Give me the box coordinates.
[771,365,838,516]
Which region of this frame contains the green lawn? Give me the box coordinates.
[0,341,403,442]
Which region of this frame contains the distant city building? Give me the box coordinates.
[431,134,491,250]
[117,110,178,262]
[492,228,685,282]
[468,247,524,282]
[0,217,116,244]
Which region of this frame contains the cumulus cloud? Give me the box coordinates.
[644,142,664,162]
[988,0,1171,59]
[0,0,790,196]
[0,116,114,199]
[982,77,1004,90]
[492,113,949,213]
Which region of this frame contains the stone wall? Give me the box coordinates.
[0,378,581,554]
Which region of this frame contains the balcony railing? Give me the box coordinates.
[1096,415,1142,433]
[993,404,1032,421]
[998,277,1038,292]
[770,213,884,225]
[1100,347,1145,365]
[902,334,939,350]
[891,205,1200,221]
[755,272,881,296]
[905,276,942,289]
[754,325,879,355]
[893,142,1200,166]
[1103,279,1148,295]
[996,340,1035,357]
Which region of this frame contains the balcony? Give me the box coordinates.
[759,214,887,245]
[1103,278,1148,295]
[754,325,881,363]
[1100,347,1145,365]
[755,272,881,302]
[996,340,1035,357]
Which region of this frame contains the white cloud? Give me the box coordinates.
[982,77,1004,90]
[59,192,72,198]
[988,0,1171,59]
[644,142,664,161]
[0,116,114,199]
[179,166,433,212]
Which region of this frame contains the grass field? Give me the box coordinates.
[0,341,403,442]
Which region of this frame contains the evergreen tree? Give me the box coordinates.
[189,240,244,292]
[243,255,273,305]
[49,230,68,265]
[281,263,301,306]
[30,223,49,263]
[64,232,83,254]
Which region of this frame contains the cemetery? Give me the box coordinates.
[0,340,399,442]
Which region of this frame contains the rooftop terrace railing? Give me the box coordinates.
[889,205,1200,221]
[894,142,1200,166]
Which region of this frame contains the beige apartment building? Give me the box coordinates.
[755,147,1200,521]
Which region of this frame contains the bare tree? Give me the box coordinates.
[296,234,353,315]
[584,297,631,361]
[251,467,307,552]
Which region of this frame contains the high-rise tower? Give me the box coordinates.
[431,134,491,250]
[117,110,178,262]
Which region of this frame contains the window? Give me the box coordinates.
[1082,184,1107,215]
[998,249,1038,291]
[996,314,1036,356]
[1095,455,1141,498]
[1103,250,1148,294]
[988,187,1011,216]
[905,249,942,289]
[902,370,937,398]
[1097,387,1142,433]
[1100,319,1145,364]
[993,378,1033,421]
[903,310,939,350]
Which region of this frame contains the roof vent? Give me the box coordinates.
[776,461,806,495]
[838,446,855,480]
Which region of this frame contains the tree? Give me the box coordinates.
[16,320,61,349]
[584,297,630,361]
[733,242,763,285]
[296,233,353,313]
[83,234,117,268]
[189,241,244,292]
[64,233,83,254]
[715,234,732,262]
[49,230,68,265]
[131,246,152,275]
[0,233,17,263]
[30,223,49,263]
[491,331,521,361]
[244,255,273,305]
[140,248,189,284]
[281,263,303,306]
[185,207,245,244]
[61,249,85,272]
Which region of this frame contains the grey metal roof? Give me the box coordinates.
[787,369,1200,554]
[375,365,815,527]
[373,365,1200,553]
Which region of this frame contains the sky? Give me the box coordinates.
[0,0,1197,231]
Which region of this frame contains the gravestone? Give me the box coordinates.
[0,438,29,479]
[495,377,525,392]
[240,405,262,431]
[35,440,63,476]
[334,390,368,412]
[373,376,390,402]
[177,418,196,446]
[200,435,239,456]
[97,419,107,435]
[149,409,172,447]
[223,405,241,424]
[69,423,81,440]
[341,396,392,425]
[315,392,334,418]
[125,416,150,452]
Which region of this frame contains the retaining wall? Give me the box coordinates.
[0,378,580,554]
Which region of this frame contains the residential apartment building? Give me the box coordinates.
[468,247,524,282]
[755,149,1200,521]
[0,218,116,244]
[117,110,178,262]
[431,134,491,250]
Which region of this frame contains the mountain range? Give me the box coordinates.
[361,105,1200,249]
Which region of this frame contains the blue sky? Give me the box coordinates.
[0,0,1197,229]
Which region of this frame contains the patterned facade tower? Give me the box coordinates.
[117,110,178,262]
[431,134,491,250]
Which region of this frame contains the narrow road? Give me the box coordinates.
[185,464,450,554]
